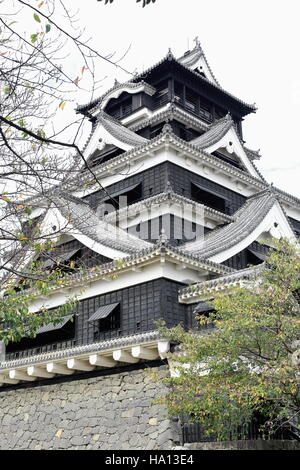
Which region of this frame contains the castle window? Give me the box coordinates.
[174,81,184,104]
[191,182,228,213]
[100,182,142,211]
[153,79,169,108]
[185,88,198,114]
[89,302,121,334]
[5,314,76,359]
[246,247,267,266]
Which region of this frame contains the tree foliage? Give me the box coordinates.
[0,0,131,340]
[158,239,300,440]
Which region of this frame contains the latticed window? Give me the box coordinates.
[88,303,121,338]
[5,314,76,360]
[153,79,169,108]
[174,81,184,104]
[185,88,198,113]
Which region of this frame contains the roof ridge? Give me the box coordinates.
[131,54,256,113]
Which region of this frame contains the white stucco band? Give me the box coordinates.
[28,258,208,314]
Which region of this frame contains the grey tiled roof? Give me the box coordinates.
[20,128,300,215]
[131,50,256,114]
[183,188,277,257]
[0,330,161,371]
[96,111,148,148]
[103,190,234,225]
[54,192,151,255]
[76,80,156,115]
[80,110,148,157]
[83,130,266,192]
[192,114,234,149]
[129,104,209,134]
[179,264,265,301]
[191,116,266,181]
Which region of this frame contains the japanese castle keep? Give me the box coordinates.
[0,41,300,450]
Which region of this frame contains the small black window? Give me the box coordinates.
[6,315,76,358]
[191,182,226,213]
[98,304,121,333]
[100,182,142,211]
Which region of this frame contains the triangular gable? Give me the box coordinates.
[83,111,147,158]
[192,115,262,180]
[178,41,219,86]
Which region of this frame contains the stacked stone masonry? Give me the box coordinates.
[0,365,180,450]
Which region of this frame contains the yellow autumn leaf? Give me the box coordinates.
[59,102,66,110]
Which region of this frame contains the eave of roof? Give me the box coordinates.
[103,190,234,225]
[76,80,156,115]
[179,264,265,302]
[96,111,148,147]
[129,103,209,133]
[21,129,300,213]
[0,330,162,373]
[191,114,266,181]
[53,191,151,255]
[183,188,277,257]
[80,129,267,193]
[131,51,256,116]
[11,240,235,302]
[192,114,235,149]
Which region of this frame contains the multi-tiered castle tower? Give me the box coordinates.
[0,41,299,450]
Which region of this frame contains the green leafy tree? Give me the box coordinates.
[0,281,78,345]
[158,239,300,440]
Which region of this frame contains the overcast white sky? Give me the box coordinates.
[73,0,300,197]
[10,0,300,198]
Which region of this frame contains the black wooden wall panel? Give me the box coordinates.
[83,162,246,216]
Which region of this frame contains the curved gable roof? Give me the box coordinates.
[183,188,298,262]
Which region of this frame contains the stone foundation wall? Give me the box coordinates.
[0,363,180,450]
